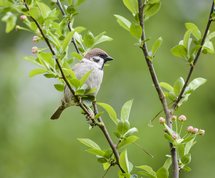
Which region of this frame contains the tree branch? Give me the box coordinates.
[23,0,94,124]
[56,0,80,54]
[137,1,179,178]
[56,0,124,173]
[172,1,214,110]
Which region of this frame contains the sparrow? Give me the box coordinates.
[50,48,113,120]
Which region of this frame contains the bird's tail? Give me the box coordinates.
[50,105,66,120]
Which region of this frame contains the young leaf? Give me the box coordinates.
[136,165,157,178]
[79,70,92,87]
[54,84,64,92]
[83,31,95,48]
[171,45,187,59]
[77,138,101,150]
[62,31,75,53]
[144,1,161,20]
[29,68,47,77]
[202,40,214,54]
[118,135,139,149]
[38,52,54,68]
[173,77,185,95]
[36,1,51,19]
[186,77,207,93]
[123,0,138,15]
[130,22,142,39]
[156,167,168,178]
[97,102,118,124]
[121,99,133,122]
[181,153,191,165]
[114,14,131,31]
[160,82,174,92]
[151,37,163,57]
[185,23,201,40]
[123,127,138,137]
[119,150,130,173]
[94,35,113,46]
[86,148,105,157]
[117,120,130,136]
[1,12,17,33]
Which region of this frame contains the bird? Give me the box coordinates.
[50,48,113,120]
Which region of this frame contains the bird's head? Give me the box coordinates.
[84,48,113,70]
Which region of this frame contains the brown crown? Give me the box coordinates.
[84,48,108,59]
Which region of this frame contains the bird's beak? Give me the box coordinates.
[104,56,114,63]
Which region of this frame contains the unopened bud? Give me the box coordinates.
[32,46,38,54]
[187,126,194,133]
[172,133,178,140]
[159,117,165,124]
[32,36,40,43]
[20,15,27,21]
[199,129,205,136]
[178,115,187,122]
[192,128,199,134]
[171,115,177,121]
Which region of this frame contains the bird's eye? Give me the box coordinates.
[99,54,107,59]
[93,57,100,63]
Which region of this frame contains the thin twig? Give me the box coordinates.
[172,1,214,110]
[56,0,80,54]
[137,1,179,178]
[93,101,125,173]
[56,0,125,173]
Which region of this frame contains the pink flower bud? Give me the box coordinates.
[187,126,194,133]
[20,15,27,21]
[159,117,165,124]
[172,133,178,140]
[192,128,199,134]
[32,36,39,43]
[178,115,187,122]
[32,46,38,54]
[171,115,177,121]
[199,129,205,136]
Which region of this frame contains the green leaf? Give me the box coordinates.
[171,45,187,59]
[151,37,163,57]
[36,1,51,18]
[173,77,185,95]
[185,77,207,93]
[29,7,41,20]
[78,138,101,150]
[163,158,172,170]
[79,70,92,87]
[130,22,142,39]
[203,40,214,54]
[123,127,138,137]
[38,52,54,68]
[83,31,95,48]
[136,165,157,178]
[156,167,168,178]
[62,31,75,52]
[118,135,139,149]
[86,148,105,157]
[144,1,161,20]
[29,68,47,77]
[184,137,195,155]
[160,82,174,92]
[114,14,131,31]
[117,120,130,136]
[121,99,133,122]
[97,102,118,124]
[181,153,191,165]
[1,12,17,33]
[122,0,138,15]
[183,30,192,50]
[185,23,201,40]
[54,84,64,92]
[94,35,113,46]
[119,150,129,173]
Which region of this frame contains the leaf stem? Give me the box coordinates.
[172,1,214,110]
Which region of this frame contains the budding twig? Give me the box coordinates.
[137,0,179,177]
[172,1,214,110]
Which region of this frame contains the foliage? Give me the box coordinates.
[0,0,213,178]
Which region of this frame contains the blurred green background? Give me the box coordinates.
[0,0,215,177]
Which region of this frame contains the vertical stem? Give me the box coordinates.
[137,1,179,177]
